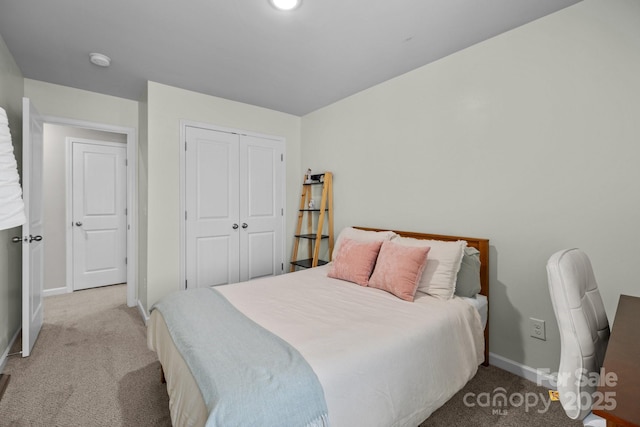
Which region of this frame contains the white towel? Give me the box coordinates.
[0,106,26,230]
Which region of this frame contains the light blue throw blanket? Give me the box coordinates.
[152,287,329,427]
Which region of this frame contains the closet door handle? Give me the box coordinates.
[232,223,239,230]
[242,223,248,229]
[75,221,83,227]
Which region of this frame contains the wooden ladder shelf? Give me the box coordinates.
[290,172,334,271]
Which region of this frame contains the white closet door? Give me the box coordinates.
[185,127,240,288]
[239,135,284,281]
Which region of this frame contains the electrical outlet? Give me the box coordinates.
[530,318,546,341]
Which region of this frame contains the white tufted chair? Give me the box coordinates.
[546,249,610,427]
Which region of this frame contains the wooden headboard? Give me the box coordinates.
[355,226,490,366]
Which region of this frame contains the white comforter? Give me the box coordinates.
[214,265,484,427]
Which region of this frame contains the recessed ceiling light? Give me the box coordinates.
[269,0,301,11]
[89,52,111,67]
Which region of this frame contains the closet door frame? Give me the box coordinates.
[179,120,286,290]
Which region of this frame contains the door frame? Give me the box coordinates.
[179,120,286,290]
[42,115,137,308]
[65,137,128,293]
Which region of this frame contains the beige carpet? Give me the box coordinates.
[0,285,171,426]
[420,364,582,426]
[0,285,581,427]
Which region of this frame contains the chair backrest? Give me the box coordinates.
[546,248,610,421]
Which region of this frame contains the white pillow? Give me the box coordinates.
[332,227,396,261]
[392,236,467,300]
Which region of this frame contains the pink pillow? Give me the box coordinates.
[368,241,431,302]
[328,238,383,286]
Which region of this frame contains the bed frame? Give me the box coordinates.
[355,227,490,366]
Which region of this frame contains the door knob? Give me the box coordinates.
[242,223,248,229]
[29,235,43,242]
[75,221,83,226]
[232,223,239,229]
[11,236,23,243]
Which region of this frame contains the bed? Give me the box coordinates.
[148,227,490,427]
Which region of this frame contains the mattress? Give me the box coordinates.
[460,293,488,329]
[148,265,485,427]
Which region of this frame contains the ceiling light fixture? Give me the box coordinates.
[269,0,301,11]
[89,52,111,67]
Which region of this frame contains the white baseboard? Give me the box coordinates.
[137,299,150,325]
[43,287,71,298]
[0,328,21,374]
[489,352,558,390]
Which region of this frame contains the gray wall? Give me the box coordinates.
[301,0,640,373]
[137,84,148,311]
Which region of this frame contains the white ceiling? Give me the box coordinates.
[0,0,580,116]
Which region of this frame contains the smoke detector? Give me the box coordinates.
[89,53,111,67]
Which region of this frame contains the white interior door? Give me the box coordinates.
[22,97,44,358]
[72,140,127,290]
[185,127,240,288]
[239,135,284,281]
